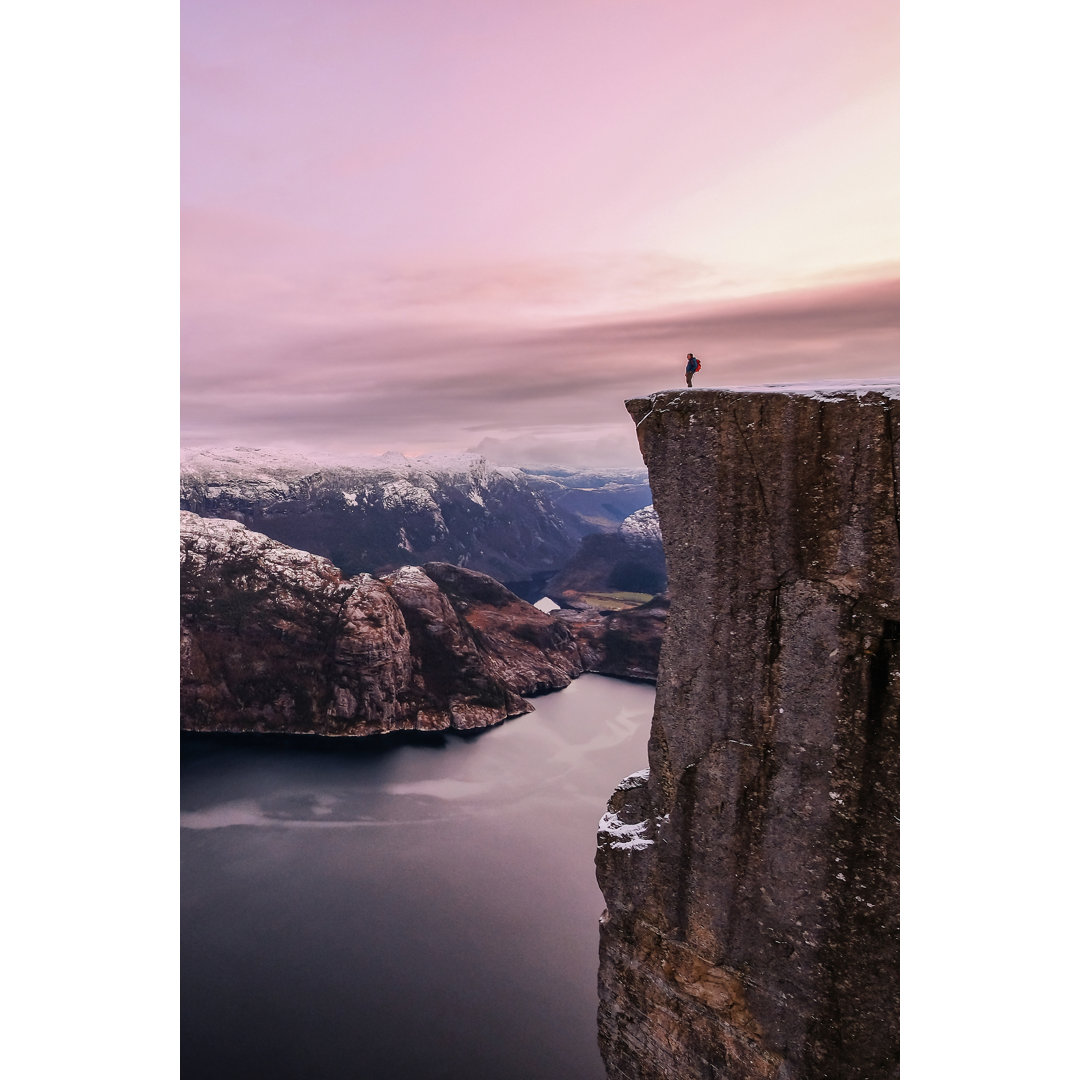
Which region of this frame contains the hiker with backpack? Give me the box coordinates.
[685,352,701,387]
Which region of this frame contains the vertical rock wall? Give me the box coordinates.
[597,384,899,1080]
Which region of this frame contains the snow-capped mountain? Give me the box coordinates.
[618,505,662,547]
[180,446,580,584]
[179,446,651,588]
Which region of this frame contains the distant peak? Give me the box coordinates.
[180,444,498,477]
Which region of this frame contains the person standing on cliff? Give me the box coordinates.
[685,352,701,387]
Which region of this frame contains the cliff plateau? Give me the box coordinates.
[597,383,899,1080]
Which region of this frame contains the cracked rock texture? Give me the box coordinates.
[181,512,583,735]
[597,384,899,1080]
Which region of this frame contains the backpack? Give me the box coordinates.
[693,357,701,373]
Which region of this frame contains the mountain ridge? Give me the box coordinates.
[180,446,651,588]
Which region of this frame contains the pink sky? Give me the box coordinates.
[182,0,898,466]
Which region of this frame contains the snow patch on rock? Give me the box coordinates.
[388,565,431,584]
[180,511,343,594]
[615,768,650,792]
[380,479,440,513]
[599,810,655,852]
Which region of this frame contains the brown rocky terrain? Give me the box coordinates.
[554,594,668,682]
[405,561,583,697]
[596,383,899,1080]
[181,512,662,736]
[181,512,586,735]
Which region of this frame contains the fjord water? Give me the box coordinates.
[181,674,654,1080]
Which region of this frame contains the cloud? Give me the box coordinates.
[468,429,647,470]
[181,273,899,465]
[182,203,734,326]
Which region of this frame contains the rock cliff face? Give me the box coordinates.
[597,383,899,1080]
[181,512,583,735]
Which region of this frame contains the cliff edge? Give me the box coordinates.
[597,383,899,1080]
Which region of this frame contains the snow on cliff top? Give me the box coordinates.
[634,379,899,403]
[722,378,898,399]
[180,510,343,587]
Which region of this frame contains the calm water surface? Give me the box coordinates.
[181,675,654,1080]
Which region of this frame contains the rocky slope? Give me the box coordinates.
[180,448,580,585]
[596,382,899,1080]
[547,506,667,605]
[554,593,668,682]
[181,512,583,735]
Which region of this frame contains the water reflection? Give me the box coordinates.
[182,674,654,1080]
